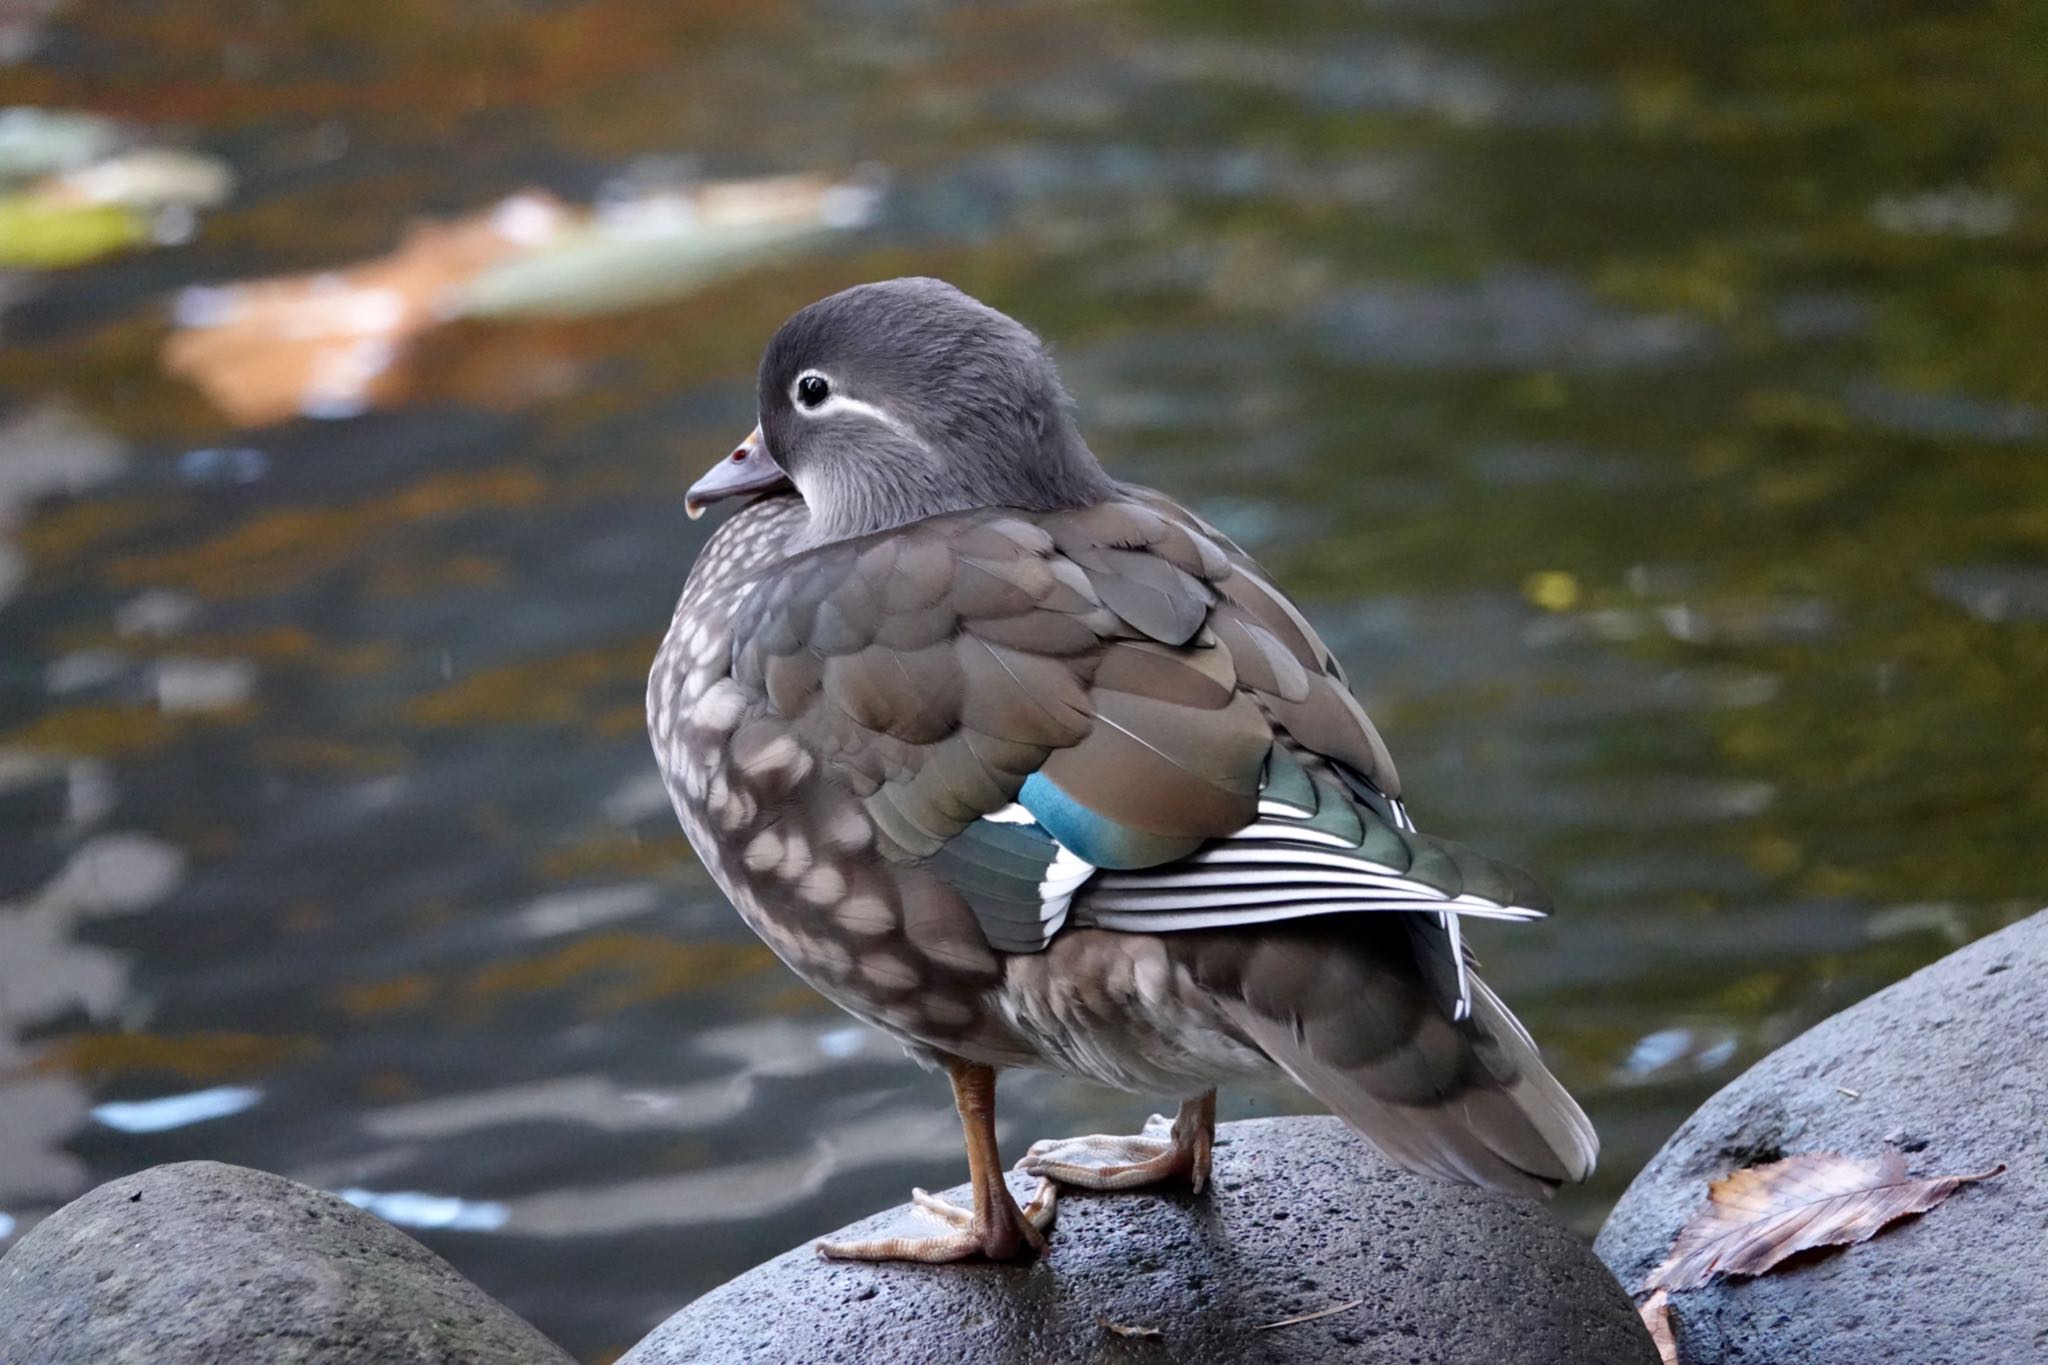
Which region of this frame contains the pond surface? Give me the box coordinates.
[3,2,2046,1359]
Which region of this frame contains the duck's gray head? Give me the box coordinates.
[686,278,1115,545]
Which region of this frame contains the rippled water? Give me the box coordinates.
[3,3,2046,1359]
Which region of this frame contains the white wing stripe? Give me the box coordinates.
[1089,902,1506,933]
[1087,888,1542,921]
[1229,821,1359,849]
[1185,845,1404,875]
[1257,797,1317,817]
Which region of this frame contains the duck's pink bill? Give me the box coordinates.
[686,425,793,519]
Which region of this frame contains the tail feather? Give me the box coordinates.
[1211,932,1596,1197]
[1465,975,1598,1183]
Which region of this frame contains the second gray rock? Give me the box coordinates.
[0,1160,573,1365]
[1598,908,2048,1364]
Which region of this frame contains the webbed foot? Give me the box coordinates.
[816,1177,1056,1263]
[1017,1090,1216,1193]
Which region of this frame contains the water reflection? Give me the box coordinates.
[92,1084,260,1134]
[338,1187,511,1234]
[1,1,2045,1360]
[1614,1027,1738,1086]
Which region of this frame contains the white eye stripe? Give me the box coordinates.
[790,370,926,446]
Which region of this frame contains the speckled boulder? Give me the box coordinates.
[0,1161,573,1365]
[624,1115,1655,1365]
[1597,909,2048,1364]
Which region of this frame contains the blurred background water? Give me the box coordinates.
[2,1,2045,1358]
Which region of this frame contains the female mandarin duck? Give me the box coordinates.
[649,278,1596,1263]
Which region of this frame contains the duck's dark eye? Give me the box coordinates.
[796,374,830,409]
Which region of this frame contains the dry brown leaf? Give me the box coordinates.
[160,174,875,426]
[1647,1151,2004,1294]
[1638,1289,1678,1365]
[1094,1314,1162,1339]
[162,191,565,426]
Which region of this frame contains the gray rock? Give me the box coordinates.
[1597,908,2048,1364]
[625,1115,1655,1365]
[0,1160,573,1365]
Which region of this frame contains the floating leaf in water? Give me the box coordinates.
[1647,1150,2004,1293]
[1521,569,1582,611]
[42,147,234,214]
[163,174,878,424]
[0,111,234,266]
[164,191,563,424]
[0,107,122,182]
[0,194,147,267]
[452,172,881,319]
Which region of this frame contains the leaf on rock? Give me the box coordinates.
[1646,1151,2004,1294]
[1094,1315,1163,1339]
[1638,1290,1678,1365]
